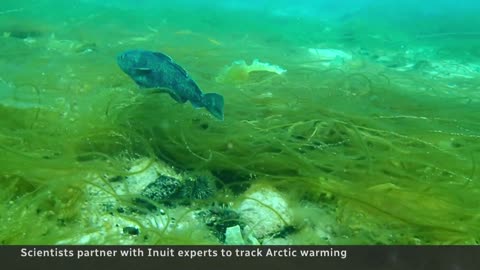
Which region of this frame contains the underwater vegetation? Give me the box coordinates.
[0,0,480,245]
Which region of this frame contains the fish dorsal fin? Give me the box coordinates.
[152,51,173,62]
[152,51,189,78]
[171,62,189,78]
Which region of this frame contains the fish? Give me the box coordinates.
[117,49,224,120]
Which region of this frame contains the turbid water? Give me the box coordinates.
[0,0,479,244]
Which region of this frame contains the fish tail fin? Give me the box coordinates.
[202,93,224,120]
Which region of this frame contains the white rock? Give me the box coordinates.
[308,48,353,61]
[116,158,178,195]
[224,225,245,245]
[236,185,292,239]
[59,158,190,244]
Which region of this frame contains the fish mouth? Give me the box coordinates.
[116,52,127,63]
[116,52,130,72]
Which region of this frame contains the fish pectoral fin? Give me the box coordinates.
[148,87,188,104]
[168,92,188,103]
[150,87,172,94]
[134,67,153,74]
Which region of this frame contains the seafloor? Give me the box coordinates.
[0,1,479,244]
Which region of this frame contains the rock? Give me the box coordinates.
[121,159,217,206]
[224,225,261,245]
[141,175,183,203]
[199,206,241,242]
[307,48,353,67]
[119,158,178,195]
[60,158,221,244]
[308,48,352,60]
[180,175,216,201]
[236,185,292,239]
[224,225,245,245]
[243,225,261,245]
[139,174,217,208]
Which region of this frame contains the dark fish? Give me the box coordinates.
[117,49,224,120]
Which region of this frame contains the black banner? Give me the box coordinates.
[1,246,478,270]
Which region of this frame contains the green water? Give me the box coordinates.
[0,0,479,244]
